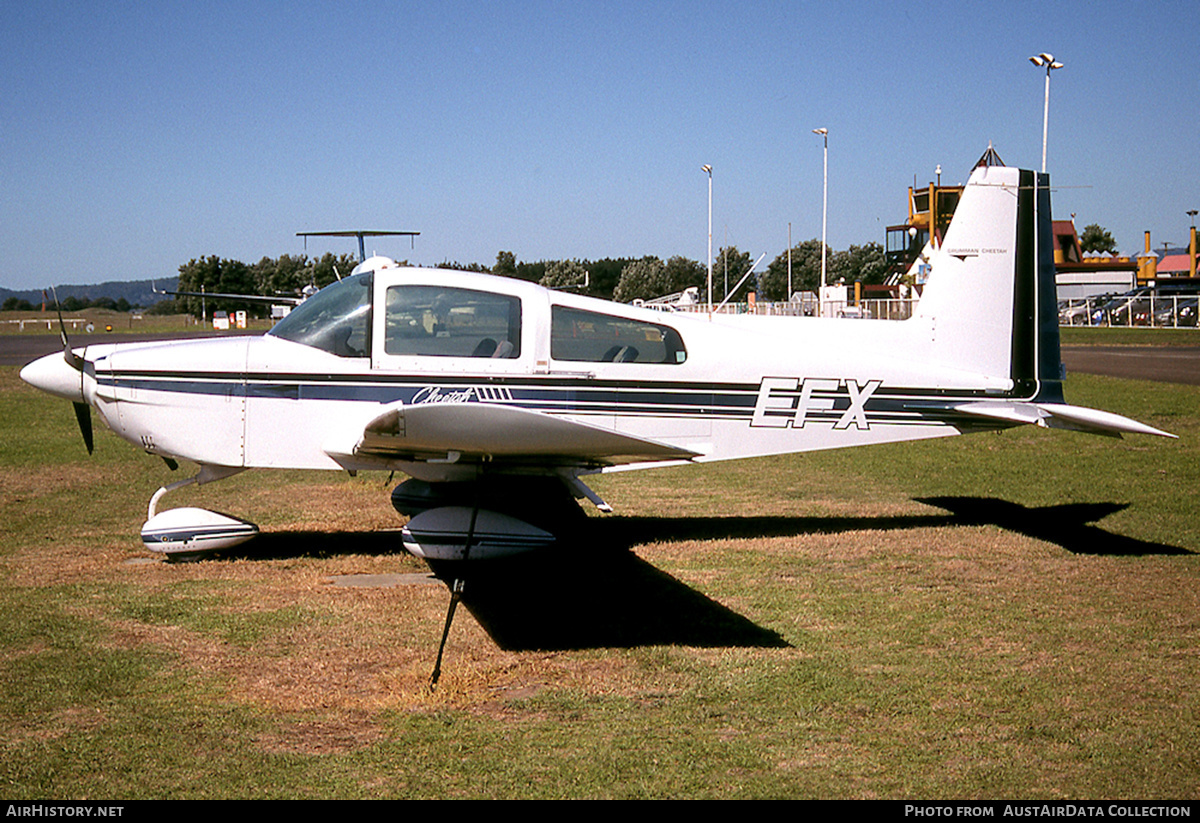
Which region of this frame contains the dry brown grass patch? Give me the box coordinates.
[0,465,122,511]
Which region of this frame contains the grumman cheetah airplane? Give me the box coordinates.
[22,162,1175,562]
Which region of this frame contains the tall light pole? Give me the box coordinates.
[1188,209,1198,279]
[1029,53,1063,173]
[702,164,713,314]
[812,128,828,315]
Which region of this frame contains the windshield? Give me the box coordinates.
[268,272,372,357]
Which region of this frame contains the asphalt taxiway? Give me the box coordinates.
[0,332,253,367]
[1060,345,1200,386]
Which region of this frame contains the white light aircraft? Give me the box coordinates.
[22,163,1174,564]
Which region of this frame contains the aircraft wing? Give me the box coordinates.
[324,402,701,468]
[153,285,305,305]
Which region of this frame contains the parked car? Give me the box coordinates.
[1060,298,1106,326]
[1092,285,1200,326]
[1152,296,1198,328]
[1092,290,1146,326]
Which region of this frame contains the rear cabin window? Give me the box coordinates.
[551,306,686,364]
[385,286,521,358]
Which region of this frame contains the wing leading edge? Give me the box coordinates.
[324,401,700,469]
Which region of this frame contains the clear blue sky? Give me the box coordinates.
[2,0,1197,291]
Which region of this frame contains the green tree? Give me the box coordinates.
[438,260,489,272]
[514,260,547,284]
[493,250,517,278]
[713,246,754,302]
[664,256,706,295]
[614,256,668,303]
[831,242,888,286]
[251,253,310,297]
[760,239,828,301]
[1079,224,1117,254]
[217,259,254,298]
[585,258,635,300]
[310,252,358,288]
[540,259,588,290]
[177,256,263,318]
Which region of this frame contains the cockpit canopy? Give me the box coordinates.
[268,265,687,366]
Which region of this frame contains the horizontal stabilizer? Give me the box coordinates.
[950,401,1176,439]
[326,401,700,467]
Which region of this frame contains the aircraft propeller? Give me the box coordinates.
[72,401,94,455]
[48,287,94,455]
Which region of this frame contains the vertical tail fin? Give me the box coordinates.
[916,165,1062,402]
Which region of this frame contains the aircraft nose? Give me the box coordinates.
[20,351,85,403]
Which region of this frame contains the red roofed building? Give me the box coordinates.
[1156,251,1199,278]
[1051,220,1138,299]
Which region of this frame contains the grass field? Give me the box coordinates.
[1060,327,1200,346]
[0,309,273,335]
[0,362,1197,799]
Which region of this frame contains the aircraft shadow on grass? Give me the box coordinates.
[914,496,1192,558]
[248,528,789,652]
[229,496,1188,652]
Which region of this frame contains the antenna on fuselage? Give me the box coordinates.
[297,230,420,263]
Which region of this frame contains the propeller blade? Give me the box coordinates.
[44,287,92,454]
[72,402,94,455]
[48,286,85,371]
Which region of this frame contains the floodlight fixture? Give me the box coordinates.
[1029,52,1064,172]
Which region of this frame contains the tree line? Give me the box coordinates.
[493,241,887,305]
[163,218,1126,317]
[171,252,361,317]
[166,239,889,318]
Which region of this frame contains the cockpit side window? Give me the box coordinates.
[385,286,521,358]
[268,272,372,357]
[551,306,686,364]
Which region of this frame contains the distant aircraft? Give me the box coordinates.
[154,231,422,316]
[23,164,1172,561]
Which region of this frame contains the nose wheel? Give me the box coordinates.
[141,465,256,558]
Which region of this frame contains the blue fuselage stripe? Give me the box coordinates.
[95,370,999,429]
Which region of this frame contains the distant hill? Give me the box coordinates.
[0,278,178,309]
